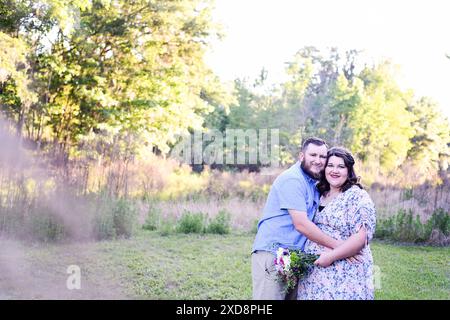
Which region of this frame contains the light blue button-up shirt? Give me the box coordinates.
[252,161,320,254]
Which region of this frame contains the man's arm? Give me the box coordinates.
[288,209,342,249]
[314,227,367,267]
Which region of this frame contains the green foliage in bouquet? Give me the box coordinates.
[274,247,319,292]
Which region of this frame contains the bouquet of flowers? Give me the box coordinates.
[274,247,319,291]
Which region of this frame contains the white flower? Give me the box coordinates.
[276,247,286,258]
[283,255,291,271]
[275,247,291,272]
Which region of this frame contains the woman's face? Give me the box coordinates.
[325,155,349,189]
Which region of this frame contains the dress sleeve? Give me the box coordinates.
[349,193,376,245]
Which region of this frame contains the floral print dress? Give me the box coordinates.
[297,185,377,300]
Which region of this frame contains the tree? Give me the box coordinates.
[349,61,415,174]
[407,97,450,182]
[1,0,230,165]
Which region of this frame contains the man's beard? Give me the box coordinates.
[301,159,323,180]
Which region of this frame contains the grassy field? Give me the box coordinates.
[1,231,448,300]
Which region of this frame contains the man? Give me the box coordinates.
[252,137,343,300]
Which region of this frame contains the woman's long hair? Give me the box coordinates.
[317,147,363,196]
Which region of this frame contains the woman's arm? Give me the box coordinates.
[314,227,367,267]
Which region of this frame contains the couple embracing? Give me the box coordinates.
[252,137,376,300]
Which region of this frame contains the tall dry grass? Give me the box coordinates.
[1,117,448,243]
[154,197,265,231]
[369,184,449,222]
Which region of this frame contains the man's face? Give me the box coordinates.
[299,143,328,179]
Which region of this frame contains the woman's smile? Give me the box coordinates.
[325,156,349,188]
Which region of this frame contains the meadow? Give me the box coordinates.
[1,151,449,300]
[1,231,448,300]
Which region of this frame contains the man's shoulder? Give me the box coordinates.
[273,163,307,188]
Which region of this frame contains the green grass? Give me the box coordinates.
[372,241,450,299]
[3,232,449,299]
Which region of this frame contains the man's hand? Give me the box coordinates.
[346,253,364,264]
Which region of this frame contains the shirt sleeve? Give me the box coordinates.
[275,178,308,212]
[350,198,377,245]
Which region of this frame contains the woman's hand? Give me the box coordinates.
[314,251,335,267]
[333,238,364,264]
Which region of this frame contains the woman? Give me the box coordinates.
[297,147,376,300]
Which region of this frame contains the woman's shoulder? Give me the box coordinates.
[346,185,372,202]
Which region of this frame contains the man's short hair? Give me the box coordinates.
[301,137,328,152]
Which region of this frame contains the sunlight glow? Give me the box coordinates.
[205,0,450,117]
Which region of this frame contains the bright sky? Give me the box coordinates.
[205,0,450,118]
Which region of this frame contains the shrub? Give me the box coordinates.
[374,208,449,245]
[396,209,425,242]
[30,205,67,243]
[176,211,206,234]
[112,198,138,238]
[93,205,116,241]
[159,217,176,236]
[425,208,449,236]
[93,197,138,240]
[142,204,161,231]
[374,216,395,239]
[206,210,231,234]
